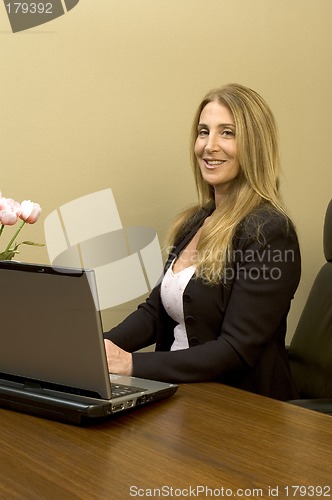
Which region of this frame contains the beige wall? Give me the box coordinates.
[1,0,331,341]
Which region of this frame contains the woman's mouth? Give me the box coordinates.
[204,159,226,169]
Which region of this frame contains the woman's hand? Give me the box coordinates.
[104,339,133,376]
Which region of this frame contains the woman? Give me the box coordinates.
[104,83,301,400]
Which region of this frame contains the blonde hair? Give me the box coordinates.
[165,83,288,285]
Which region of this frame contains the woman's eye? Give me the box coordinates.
[222,129,235,137]
[198,129,208,137]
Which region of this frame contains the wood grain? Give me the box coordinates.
[0,383,331,499]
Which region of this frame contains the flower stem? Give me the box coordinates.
[4,220,26,252]
[0,224,4,237]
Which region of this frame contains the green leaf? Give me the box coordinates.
[20,241,45,247]
[0,250,19,260]
[0,241,44,261]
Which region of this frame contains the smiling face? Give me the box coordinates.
[194,100,240,205]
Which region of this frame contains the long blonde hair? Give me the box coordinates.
[165,83,288,284]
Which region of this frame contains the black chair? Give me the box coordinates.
[287,199,332,414]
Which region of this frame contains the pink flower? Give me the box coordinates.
[0,197,21,226]
[19,200,42,224]
[0,193,43,260]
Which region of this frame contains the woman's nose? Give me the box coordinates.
[204,134,220,153]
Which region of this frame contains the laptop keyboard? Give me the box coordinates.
[111,383,145,399]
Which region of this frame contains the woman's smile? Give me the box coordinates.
[203,159,228,169]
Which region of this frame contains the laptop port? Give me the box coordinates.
[112,403,124,412]
[126,400,134,408]
[136,395,146,405]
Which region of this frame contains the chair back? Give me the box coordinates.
[288,199,332,398]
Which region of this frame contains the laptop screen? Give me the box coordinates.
[0,262,112,399]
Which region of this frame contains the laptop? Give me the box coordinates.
[0,261,177,424]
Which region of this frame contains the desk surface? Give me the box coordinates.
[0,383,331,499]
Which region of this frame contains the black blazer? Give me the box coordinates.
[105,205,301,400]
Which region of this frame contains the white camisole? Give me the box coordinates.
[160,259,196,351]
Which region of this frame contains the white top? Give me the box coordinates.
[160,259,196,351]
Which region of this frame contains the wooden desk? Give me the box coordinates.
[0,383,331,499]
